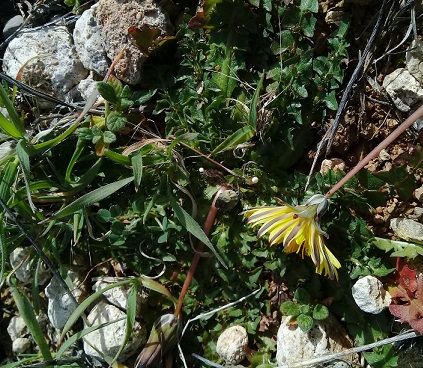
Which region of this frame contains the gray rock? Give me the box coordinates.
[383,68,423,112]
[9,247,50,284]
[83,301,146,361]
[352,276,391,314]
[76,77,99,101]
[391,217,423,244]
[95,0,174,84]
[414,185,423,203]
[3,26,88,108]
[406,40,423,84]
[216,325,248,365]
[45,270,87,329]
[73,6,109,76]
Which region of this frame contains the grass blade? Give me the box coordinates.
[10,282,53,360]
[209,125,255,156]
[0,111,23,138]
[169,192,226,268]
[248,72,264,129]
[49,176,134,221]
[16,140,36,212]
[131,152,143,190]
[0,83,26,137]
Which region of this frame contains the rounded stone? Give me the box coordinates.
[216,325,248,365]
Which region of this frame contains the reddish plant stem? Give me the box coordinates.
[174,191,221,318]
[325,103,423,198]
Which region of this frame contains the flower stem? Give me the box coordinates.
[325,103,423,198]
[173,189,222,318]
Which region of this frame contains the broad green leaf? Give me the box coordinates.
[281,301,300,316]
[294,287,311,304]
[131,89,158,105]
[103,130,117,144]
[97,81,118,104]
[372,237,423,258]
[106,111,127,132]
[50,176,134,220]
[169,193,226,268]
[210,125,255,156]
[0,111,23,138]
[312,304,329,320]
[131,152,143,190]
[11,283,52,360]
[323,91,338,110]
[297,314,313,332]
[300,0,318,12]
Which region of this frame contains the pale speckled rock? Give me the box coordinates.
[216,325,248,365]
[73,5,109,76]
[406,40,423,84]
[390,218,423,244]
[92,277,147,317]
[7,316,28,341]
[76,77,99,101]
[383,68,423,112]
[3,26,88,107]
[83,301,146,361]
[352,276,391,314]
[414,185,423,203]
[9,247,50,284]
[45,269,87,329]
[12,337,31,354]
[95,0,173,85]
[276,315,356,368]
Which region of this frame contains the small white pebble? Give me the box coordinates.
[352,275,391,314]
[199,167,205,173]
[251,176,259,184]
[216,325,248,365]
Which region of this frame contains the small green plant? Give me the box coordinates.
[280,287,329,332]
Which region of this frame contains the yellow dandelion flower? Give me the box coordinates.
[244,194,341,280]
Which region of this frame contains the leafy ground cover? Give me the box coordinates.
[1,0,423,367]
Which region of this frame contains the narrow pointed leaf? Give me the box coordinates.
[210,125,255,156]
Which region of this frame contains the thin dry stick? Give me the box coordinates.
[174,189,222,318]
[325,102,423,198]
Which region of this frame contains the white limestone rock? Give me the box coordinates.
[73,6,109,76]
[391,218,423,244]
[352,276,391,314]
[3,26,88,107]
[216,325,248,365]
[383,68,423,112]
[277,315,356,368]
[12,337,31,354]
[9,247,50,284]
[407,40,423,83]
[45,270,87,329]
[7,316,28,341]
[95,0,174,84]
[83,301,146,361]
[76,77,99,101]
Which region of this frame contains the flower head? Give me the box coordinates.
[244,194,341,280]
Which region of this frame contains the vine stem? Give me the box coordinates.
[174,189,222,318]
[325,102,423,198]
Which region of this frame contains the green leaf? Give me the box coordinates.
[77,127,94,141]
[131,89,157,105]
[0,83,26,137]
[0,111,23,138]
[11,283,52,360]
[294,287,311,304]
[97,81,118,104]
[104,149,132,166]
[249,72,264,129]
[300,0,318,12]
[131,152,143,190]
[106,111,127,132]
[312,304,329,320]
[210,125,255,156]
[49,176,134,220]
[169,193,227,268]
[16,140,36,212]
[297,314,314,332]
[103,130,117,144]
[372,237,423,259]
[323,91,338,110]
[281,301,300,316]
